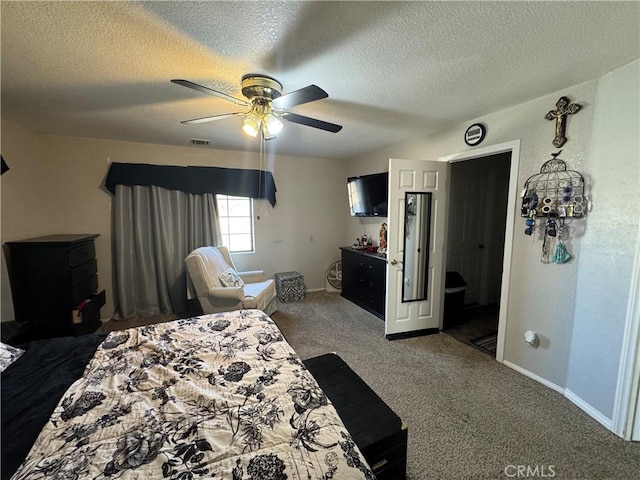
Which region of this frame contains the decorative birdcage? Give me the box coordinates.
[521,151,586,219]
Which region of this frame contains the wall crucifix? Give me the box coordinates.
[545,96,581,148]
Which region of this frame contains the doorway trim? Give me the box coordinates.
[612,234,640,439]
[439,139,521,363]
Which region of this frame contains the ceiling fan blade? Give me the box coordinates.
[272,85,328,109]
[181,112,245,124]
[171,79,249,107]
[282,112,342,133]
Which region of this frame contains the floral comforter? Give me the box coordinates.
[12,310,374,480]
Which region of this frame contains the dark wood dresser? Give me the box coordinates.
[5,234,105,340]
[341,247,387,319]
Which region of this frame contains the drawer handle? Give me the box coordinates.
[371,458,388,472]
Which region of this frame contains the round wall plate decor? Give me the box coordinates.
[464,123,486,146]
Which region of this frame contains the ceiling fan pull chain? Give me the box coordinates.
[257,131,267,220]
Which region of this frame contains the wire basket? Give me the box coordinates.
[521,151,586,218]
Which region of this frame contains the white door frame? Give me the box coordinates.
[612,234,640,440]
[439,140,521,363]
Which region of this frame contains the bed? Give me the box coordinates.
[2,309,375,480]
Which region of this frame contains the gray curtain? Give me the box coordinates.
[113,184,221,319]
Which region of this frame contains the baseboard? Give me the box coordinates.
[306,288,326,293]
[565,388,613,431]
[503,360,565,395]
[386,328,439,341]
[503,360,614,432]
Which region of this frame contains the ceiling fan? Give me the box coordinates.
[171,74,342,139]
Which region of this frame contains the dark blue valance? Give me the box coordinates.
[104,163,277,207]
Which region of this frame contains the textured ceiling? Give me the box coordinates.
[1,1,639,160]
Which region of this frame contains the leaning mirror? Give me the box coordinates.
[402,192,432,302]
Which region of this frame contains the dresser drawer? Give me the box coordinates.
[72,290,106,325]
[70,258,97,286]
[82,290,105,321]
[71,275,98,306]
[68,242,96,268]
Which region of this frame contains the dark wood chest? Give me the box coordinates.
[5,234,105,340]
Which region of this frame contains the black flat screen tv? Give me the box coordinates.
[347,172,389,217]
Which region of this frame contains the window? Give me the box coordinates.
[216,194,254,253]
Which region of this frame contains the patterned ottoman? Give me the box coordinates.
[275,271,305,302]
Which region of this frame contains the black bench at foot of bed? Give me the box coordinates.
[304,353,408,480]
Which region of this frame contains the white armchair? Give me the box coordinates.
[185,246,277,315]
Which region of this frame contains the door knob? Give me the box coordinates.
[390,259,403,266]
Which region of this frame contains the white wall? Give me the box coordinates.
[1,122,44,321]
[347,60,639,418]
[567,61,640,419]
[0,123,348,320]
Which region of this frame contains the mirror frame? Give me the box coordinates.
[401,191,433,303]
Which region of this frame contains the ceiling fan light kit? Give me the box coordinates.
[172,73,342,140]
[242,115,261,137]
[263,112,283,136]
[240,74,283,139]
[241,100,283,139]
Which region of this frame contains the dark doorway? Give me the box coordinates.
[442,152,511,357]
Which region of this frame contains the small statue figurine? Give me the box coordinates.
[379,223,388,253]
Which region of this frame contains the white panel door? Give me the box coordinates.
[386,158,449,336]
